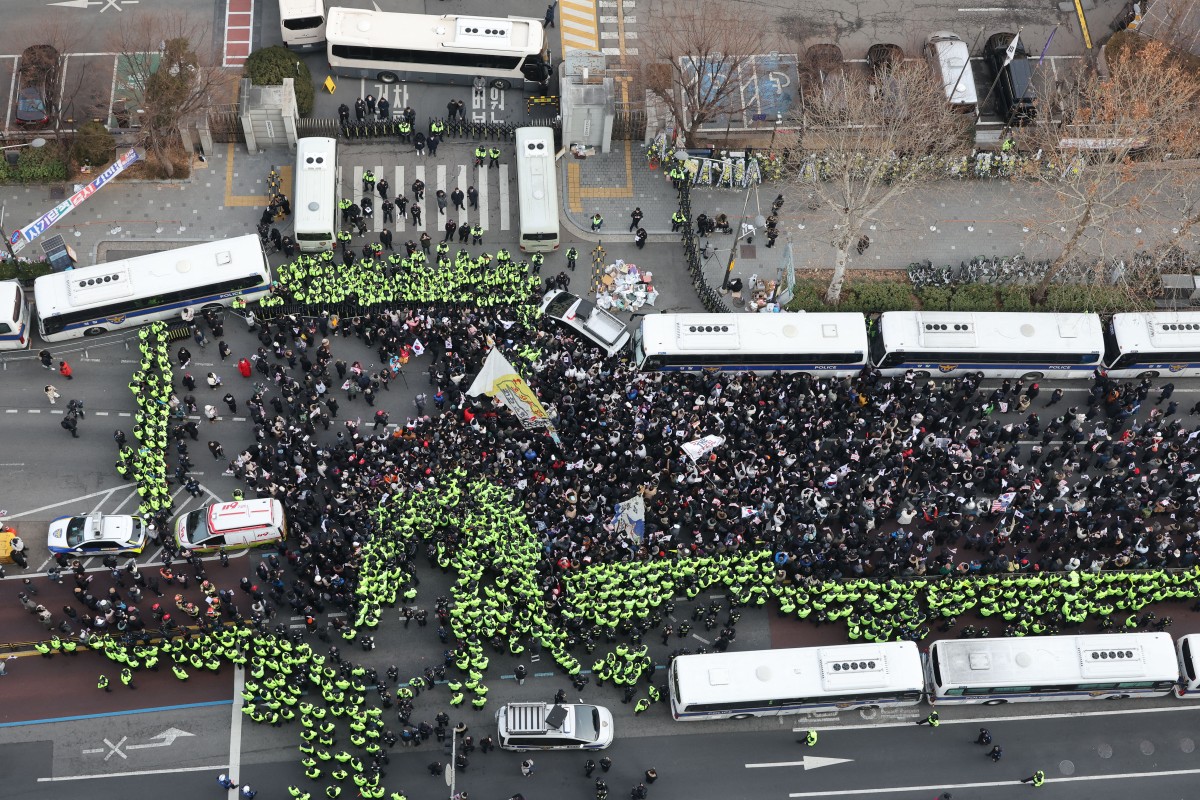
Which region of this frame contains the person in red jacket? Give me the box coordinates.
[237,358,252,378]
[59,360,73,379]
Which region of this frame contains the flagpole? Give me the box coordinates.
[980,27,1023,113]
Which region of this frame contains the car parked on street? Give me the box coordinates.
[47,512,147,556]
[496,702,614,751]
[15,45,59,127]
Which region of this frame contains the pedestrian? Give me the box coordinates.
[414,131,427,156]
[467,186,478,208]
[45,385,60,404]
[0,655,16,676]
[514,664,527,684]
[377,177,390,200]
[591,212,603,231]
[98,674,110,692]
[412,204,422,226]
[801,730,818,747]
[240,785,257,799]
[600,757,612,772]
[38,349,52,369]
[644,769,657,783]
[916,710,939,727]
[1020,770,1045,787]
[217,774,237,789]
[209,440,225,460]
[1046,388,1064,406]
[544,1,556,27]
[629,207,643,231]
[521,759,535,777]
[59,360,73,380]
[223,392,238,413]
[193,325,208,348]
[585,759,597,777]
[1157,383,1175,404]
[429,135,440,157]
[61,413,79,438]
[436,190,448,214]
[204,405,219,423]
[975,728,992,745]
[987,745,1003,762]
[452,187,465,210]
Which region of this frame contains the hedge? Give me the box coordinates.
[244,46,315,116]
[0,260,54,282]
[0,143,69,184]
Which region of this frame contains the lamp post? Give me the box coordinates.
[0,138,47,259]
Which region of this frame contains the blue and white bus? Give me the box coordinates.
[1103,311,1200,378]
[0,279,31,350]
[632,312,869,374]
[670,642,925,720]
[928,633,1178,705]
[34,235,271,341]
[872,311,1105,378]
[293,137,338,253]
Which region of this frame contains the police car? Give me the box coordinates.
[47,512,147,556]
[496,702,614,751]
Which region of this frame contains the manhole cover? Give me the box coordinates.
[1140,740,1155,755]
[740,244,757,259]
[48,185,65,199]
[1182,738,1195,754]
[1097,743,1113,758]
[1058,760,1075,775]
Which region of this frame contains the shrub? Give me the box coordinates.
[946,284,997,311]
[996,285,1033,312]
[0,259,54,282]
[244,46,315,116]
[915,286,952,310]
[839,282,917,313]
[784,280,830,311]
[0,142,70,183]
[72,121,117,171]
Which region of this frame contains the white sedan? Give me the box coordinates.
[47,513,147,556]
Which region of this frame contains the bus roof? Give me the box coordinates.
[326,8,544,54]
[932,633,1177,688]
[33,235,267,319]
[294,137,337,233]
[1111,311,1200,352]
[515,127,557,234]
[639,312,868,355]
[879,311,1103,353]
[672,642,923,706]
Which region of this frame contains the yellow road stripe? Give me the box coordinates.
[1073,0,1093,49]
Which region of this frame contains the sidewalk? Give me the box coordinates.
[562,144,1200,296]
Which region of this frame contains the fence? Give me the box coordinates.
[679,181,730,313]
[294,116,563,143]
[612,108,647,141]
[206,107,244,143]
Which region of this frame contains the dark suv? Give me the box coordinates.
[984,33,1036,123]
[16,45,59,127]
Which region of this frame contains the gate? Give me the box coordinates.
[207,108,244,143]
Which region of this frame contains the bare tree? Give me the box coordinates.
[1022,37,1200,304]
[782,62,972,304]
[111,11,234,177]
[640,0,769,147]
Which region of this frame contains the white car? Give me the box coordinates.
[540,290,631,357]
[496,702,614,751]
[47,512,147,556]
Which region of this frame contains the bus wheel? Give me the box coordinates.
[1021,372,1045,380]
[491,78,512,90]
[1137,371,1160,379]
[730,714,754,720]
[378,72,399,84]
[83,326,107,337]
[1106,694,1131,700]
[982,699,1007,705]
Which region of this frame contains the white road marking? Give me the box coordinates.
[39,764,228,782]
[228,662,245,796]
[788,767,1200,797]
[792,702,1200,733]
[746,756,853,770]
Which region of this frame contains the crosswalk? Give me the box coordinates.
[338,160,513,239]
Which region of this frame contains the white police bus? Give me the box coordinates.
[670,642,925,720]
[927,632,1178,705]
[326,8,551,89]
[34,236,271,341]
[293,137,338,253]
[871,311,1105,378]
[1102,311,1200,378]
[632,312,869,374]
[515,127,559,252]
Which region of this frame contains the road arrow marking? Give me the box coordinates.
[126,727,194,750]
[745,756,854,770]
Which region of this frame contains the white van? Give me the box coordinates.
[1175,634,1200,698]
[0,280,31,350]
[924,31,978,112]
[496,703,614,751]
[280,0,326,50]
[174,499,287,553]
